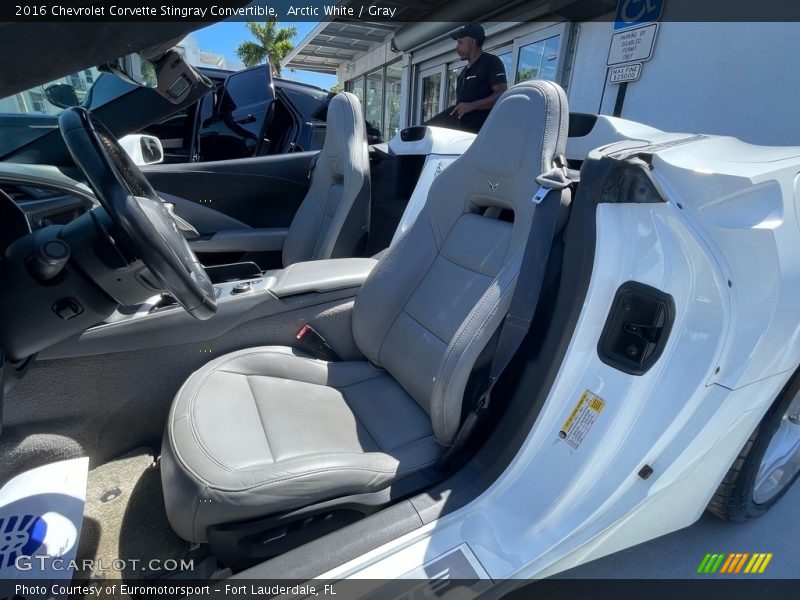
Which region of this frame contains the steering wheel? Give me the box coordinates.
[59,107,216,320]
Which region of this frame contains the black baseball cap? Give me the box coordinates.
[450,22,485,43]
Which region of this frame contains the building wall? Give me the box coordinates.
[341,20,800,146]
[565,19,613,114]
[604,22,800,146]
[340,40,401,83]
[177,34,245,72]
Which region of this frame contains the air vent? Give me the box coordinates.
[0,182,92,229]
[0,184,62,201]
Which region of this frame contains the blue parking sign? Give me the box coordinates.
[615,0,664,29]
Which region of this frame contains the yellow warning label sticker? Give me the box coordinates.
[558,390,605,449]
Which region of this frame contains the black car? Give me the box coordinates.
[0,62,381,168]
[141,65,383,164]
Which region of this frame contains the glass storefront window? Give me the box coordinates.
[421,72,442,123]
[350,78,364,105]
[365,69,384,136]
[497,52,513,85]
[447,65,460,108]
[384,62,402,141]
[540,36,561,80]
[517,35,561,83]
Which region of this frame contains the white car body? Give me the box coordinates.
[240,117,800,582]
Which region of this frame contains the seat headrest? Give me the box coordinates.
[473,80,568,184]
[423,80,569,251]
[320,91,366,178]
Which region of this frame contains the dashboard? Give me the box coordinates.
[0,164,97,254]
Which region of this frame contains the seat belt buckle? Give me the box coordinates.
[472,375,497,416]
[296,324,341,362]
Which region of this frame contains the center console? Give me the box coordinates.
[39,258,377,359]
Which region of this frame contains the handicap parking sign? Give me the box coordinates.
[615,0,664,29]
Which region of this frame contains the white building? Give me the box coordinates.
[176,34,245,72]
[283,3,800,146]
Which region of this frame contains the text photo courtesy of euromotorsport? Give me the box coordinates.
[15,583,330,598]
[34,4,399,18]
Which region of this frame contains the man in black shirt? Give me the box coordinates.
[450,22,508,133]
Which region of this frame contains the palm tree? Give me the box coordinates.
[236,19,297,76]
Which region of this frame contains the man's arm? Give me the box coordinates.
[450,83,508,117]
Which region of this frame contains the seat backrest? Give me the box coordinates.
[282,92,371,266]
[352,80,569,446]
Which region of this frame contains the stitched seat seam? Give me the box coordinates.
[245,375,274,465]
[206,459,443,493]
[401,309,449,345]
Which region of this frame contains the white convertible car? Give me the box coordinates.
[0,21,798,598]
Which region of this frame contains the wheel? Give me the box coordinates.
[708,369,800,522]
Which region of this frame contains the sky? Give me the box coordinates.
[192,21,338,90]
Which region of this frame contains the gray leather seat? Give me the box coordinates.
[281,91,370,266]
[161,80,570,543]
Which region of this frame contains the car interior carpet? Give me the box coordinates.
[73,450,190,584]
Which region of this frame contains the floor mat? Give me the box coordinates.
[74,451,190,583]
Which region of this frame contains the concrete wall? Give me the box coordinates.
[601,22,800,146]
[341,40,402,82]
[566,19,613,114]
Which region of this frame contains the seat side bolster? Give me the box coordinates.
[431,247,524,445]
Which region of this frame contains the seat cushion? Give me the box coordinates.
[162,346,443,542]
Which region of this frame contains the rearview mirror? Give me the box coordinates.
[44,83,80,109]
[118,134,164,166]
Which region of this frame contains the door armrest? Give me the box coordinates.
[189,228,289,253]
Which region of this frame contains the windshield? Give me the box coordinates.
[0,68,102,116]
[0,52,157,117]
[0,59,158,160]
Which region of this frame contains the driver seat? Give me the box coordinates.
[161,80,569,544]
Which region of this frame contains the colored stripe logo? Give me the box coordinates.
[697,553,773,574]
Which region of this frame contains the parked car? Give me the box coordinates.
[1,19,799,597]
[140,65,381,164]
[0,64,382,168]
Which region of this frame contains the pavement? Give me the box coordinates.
[557,478,800,578]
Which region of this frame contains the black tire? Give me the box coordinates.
[708,368,800,522]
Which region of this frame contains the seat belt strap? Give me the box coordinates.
[438,158,572,467]
[307,152,321,181]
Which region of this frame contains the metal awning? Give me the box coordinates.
[282,0,455,75]
[282,20,403,75]
[283,0,616,75]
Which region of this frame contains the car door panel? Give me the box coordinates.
[197,65,275,162]
[143,151,315,267]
